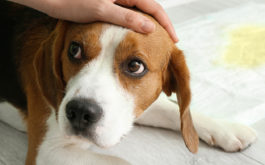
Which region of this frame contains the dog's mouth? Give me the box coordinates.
[93,126,130,148]
[64,127,128,149]
[59,111,133,149]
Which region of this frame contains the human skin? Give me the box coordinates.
[8,0,178,42]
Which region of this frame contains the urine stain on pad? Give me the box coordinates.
[220,25,265,68]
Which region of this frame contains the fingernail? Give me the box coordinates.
[141,20,155,33]
[174,35,179,43]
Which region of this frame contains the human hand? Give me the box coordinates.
[10,0,178,42]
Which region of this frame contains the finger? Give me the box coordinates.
[98,2,156,33]
[115,0,178,42]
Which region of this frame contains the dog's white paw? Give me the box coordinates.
[195,118,257,152]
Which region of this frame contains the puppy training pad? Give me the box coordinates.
[170,2,265,125]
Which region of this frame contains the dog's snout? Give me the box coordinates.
[66,98,102,132]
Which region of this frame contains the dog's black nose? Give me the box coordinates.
[66,98,102,133]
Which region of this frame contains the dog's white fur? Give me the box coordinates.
[58,26,135,148]
[0,25,257,165]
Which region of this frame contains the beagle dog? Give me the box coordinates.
[0,1,257,165]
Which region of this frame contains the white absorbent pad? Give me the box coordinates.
[169,2,265,125]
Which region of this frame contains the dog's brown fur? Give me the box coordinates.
[0,1,199,164]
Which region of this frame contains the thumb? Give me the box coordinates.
[99,3,155,33]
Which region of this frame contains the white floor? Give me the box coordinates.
[0,117,264,165]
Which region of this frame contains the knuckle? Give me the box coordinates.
[125,11,137,25]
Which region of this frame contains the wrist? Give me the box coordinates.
[38,0,62,18]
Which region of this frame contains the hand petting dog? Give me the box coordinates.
[9,0,178,42]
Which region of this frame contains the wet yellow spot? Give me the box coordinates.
[221,25,265,68]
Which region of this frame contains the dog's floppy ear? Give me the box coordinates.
[163,46,199,153]
[34,21,67,109]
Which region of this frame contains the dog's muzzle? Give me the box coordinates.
[65,98,102,135]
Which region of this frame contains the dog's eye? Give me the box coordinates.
[123,59,147,78]
[68,41,82,60]
[128,60,144,74]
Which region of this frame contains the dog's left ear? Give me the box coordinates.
[163,46,199,153]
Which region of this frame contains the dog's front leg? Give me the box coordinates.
[135,93,257,152]
[135,93,181,131]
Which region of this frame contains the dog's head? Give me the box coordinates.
[34,15,198,153]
